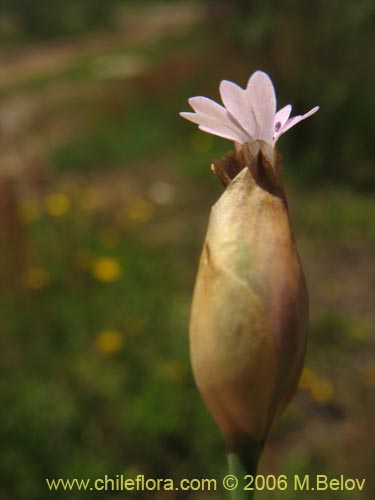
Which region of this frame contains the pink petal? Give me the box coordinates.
[274,104,292,131]
[188,96,228,121]
[276,106,319,139]
[198,125,247,143]
[181,95,251,143]
[219,80,256,139]
[188,96,249,140]
[246,71,276,142]
[179,112,249,143]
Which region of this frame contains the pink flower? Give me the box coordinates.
[180,70,319,147]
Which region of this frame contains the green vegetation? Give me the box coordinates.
[1,0,118,39]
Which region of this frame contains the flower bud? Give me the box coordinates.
[189,141,308,460]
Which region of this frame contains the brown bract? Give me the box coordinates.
[189,141,308,467]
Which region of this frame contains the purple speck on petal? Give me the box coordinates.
[274,121,281,132]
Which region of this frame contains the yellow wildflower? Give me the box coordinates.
[298,367,317,390]
[95,329,123,354]
[126,198,154,223]
[92,257,122,282]
[310,377,334,403]
[45,193,71,217]
[24,267,50,290]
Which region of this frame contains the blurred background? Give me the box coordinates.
[0,1,373,499]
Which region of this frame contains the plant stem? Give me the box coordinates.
[226,447,262,500]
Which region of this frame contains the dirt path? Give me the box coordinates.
[0,3,203,89]
[0,3,204,178]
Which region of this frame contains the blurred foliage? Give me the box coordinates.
[0,1,374,499]
[0,182,222,499]
[51,99,172,172]
[0,0,195,41]
[0,0,119,39]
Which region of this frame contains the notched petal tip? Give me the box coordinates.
[188,95,226,114]
[179,111,198,121]
[247,70,274,89]
[219,79,244,91]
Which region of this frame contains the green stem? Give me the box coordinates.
[226,447,262,500]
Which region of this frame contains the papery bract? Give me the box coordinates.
[189,142,308,470]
